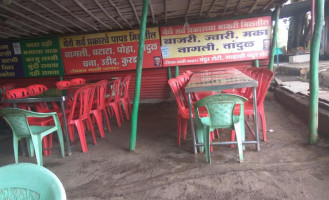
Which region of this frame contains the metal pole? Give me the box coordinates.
[59,76,63,81]
[254,60,259,68]
[167,67,172,80]
[175,66,179,77]
[269,7,280,71]
[129,0,149,151]
[309,0,324,144]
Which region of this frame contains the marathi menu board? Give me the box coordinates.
[59,27,162,75]
[20,38,64,77]
[0,41,24,78]
[160,16,271,67]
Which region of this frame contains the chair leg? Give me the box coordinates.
[230,130,235,148]
[127,97,132,116]
[234,122,244,163]
[102,108,111,133]
[177,114,181,146]
[48,133,53,156]
[121,99,130,120]
[75,120,88,153]
[182,118,187,140]
[68,124,75,143]
[13,136,20,163]
[93,110,105,138]
[204,126,211,164]
[118,102,124,123]
[110,104,122,127]
[26,138,34,157]
[31,135,43,166]
[56,130,65,158]
[86,117,97,145]
[196,117,204,153]
[259,107,267,141]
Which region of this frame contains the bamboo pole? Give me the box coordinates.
[269,7,280,71]
[309,0,324,144]
[130,0,149,151]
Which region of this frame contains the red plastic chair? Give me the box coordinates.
[56,81,71,89]
[232,68,274,142]
[168,78,209,147]
[90,80,111,138]
[70,78,86,86]
[119,75,132,120]
[67,84,97,152]
[106,78,123,127]
[185,70,193,77]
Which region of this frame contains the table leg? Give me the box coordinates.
[188,93,197,154]
[60,100,72,156]
[253,87,260,151]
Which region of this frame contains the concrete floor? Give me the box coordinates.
[0,91,329,199]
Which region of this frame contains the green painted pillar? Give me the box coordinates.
[167,67,172,80]
[175,66,179,77]
[59,76,63,81]
[254,60,259,68]
[129,0,149,151]
[309,0,324,144]
[269,7,280,71]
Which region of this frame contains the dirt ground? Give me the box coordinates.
[1,91,329,200]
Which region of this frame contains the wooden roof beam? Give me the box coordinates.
[236,0,243,15]
[0,31,19,38]
[73,0,112,30]
[4,21,38,35]
[108,0,133,28]
[32,0,87,32]
[0,25,29,36]
[249,0,260,14]
[0,13,48,34]
[0,4,63,33]
[51,0,99,31]
[164,0,167,23]
[149,0,156,24]
[221,0,229,17]
[94,0,123,29]
[128,0,140,25]
[207,0,218,16]
[185,0,192,19]
[199,0,205,17]
[263,0,276,11]
[12,1,75,33]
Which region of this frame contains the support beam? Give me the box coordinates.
[51,0,99,31]
[4,21,35,35]
[309,0,324,144]
[109,0,133,28]
[263,0,275,11]
[164,0,167,23]
[221,0,229,17]
[12,1,75,33]
[269,7,280,71]
[129,0,141,25]
[0,26,28,37]
[32,0,87,32]
[207,0,218,16]
[199,0,205,17]
[0,4,63,33]
[249,0,260,14]
[94,0,123,29]
[130,0,149,151]
[149,0,155,24]
[0,31,19,38]
[73,0,112,30]
[185,0,192,19]
[0,13,48,34]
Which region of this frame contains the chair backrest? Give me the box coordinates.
[176,74,190,88]
[56,81,71,89]
[94,80,108,108]
[0,163,66,200]
[194,94,247,128]
[0,83,15,103]
[6,88,29,99]
[26,84,48,96]
[0,108,35,137]
[111,78,121,102]
[68,85,96,121]
[185,70,193,77]
[254,68,274,105]
[168,78,188,114]
[70,78,86,86]
[120,75,131,98]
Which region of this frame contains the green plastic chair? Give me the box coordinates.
[0,163,66,200]
[0,108,65,166]
[194,94,247,163]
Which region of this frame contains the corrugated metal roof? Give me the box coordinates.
[0,0,287,40]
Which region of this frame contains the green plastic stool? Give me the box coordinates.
[0,108,65,166]
[0,163,66,200]
[194,94,247,163]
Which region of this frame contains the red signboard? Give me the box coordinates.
[59,27,162,75]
